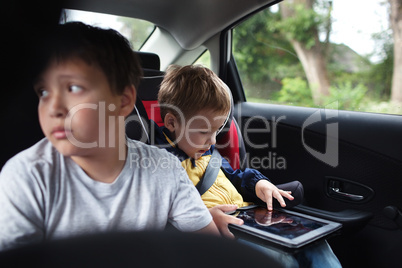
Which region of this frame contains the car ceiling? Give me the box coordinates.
[64,0,278,50]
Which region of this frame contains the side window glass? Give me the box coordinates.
[232,2,401,115]
[194,50,211,68]
[61,9,155,51]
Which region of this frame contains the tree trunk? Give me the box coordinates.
[280,0,330,105]
[290,38,330,105]
[390,0,402,103]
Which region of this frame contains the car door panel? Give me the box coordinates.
[233,101,402,267]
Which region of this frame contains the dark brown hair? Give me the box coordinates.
[33,22,143,95]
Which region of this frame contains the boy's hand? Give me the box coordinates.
[209,205,243,238]
[255,180,294,211]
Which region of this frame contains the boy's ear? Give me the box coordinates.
[164,113,178,132]
[119,85,136,117]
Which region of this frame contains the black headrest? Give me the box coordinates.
[136,51,161,70]
[137,76,164,101]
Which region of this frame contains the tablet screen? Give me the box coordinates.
[235,207,327,240]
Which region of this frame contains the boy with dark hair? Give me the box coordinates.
[0,22,218,251]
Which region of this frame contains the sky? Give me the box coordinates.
[330,0,389,61]
[65,10,122,31]
[66,0,390,62]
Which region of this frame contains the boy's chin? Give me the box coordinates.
[54,145,83,157]
[49,139,87,157]
[193,153,203,160]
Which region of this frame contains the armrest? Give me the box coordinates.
[291,205,373,233]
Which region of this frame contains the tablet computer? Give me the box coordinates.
[228,206,342,249]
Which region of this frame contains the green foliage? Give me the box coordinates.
[322,82,368,110]
[257,77,401,115]
[359,101,402,114]
[232,2,398,114]
[269,78,370,112]
[274,4,323,49]
[272,77,314,106]
[117,17,154,50]
[194,50,211,68]
[270,77,369,112]
[233,9,304,91]
[364,36,394,99]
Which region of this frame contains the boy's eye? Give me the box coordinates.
[36,89,49,98]
[69,85,83,93]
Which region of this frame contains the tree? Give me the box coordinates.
[390,0,402,103]
[233,9,304,100]
[279,0,330,104]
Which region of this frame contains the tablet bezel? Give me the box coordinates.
[229,207,342,249]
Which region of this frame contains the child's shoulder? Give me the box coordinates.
[3,138,56,168]
[125,139,183,175]
[126,138,178,161]
[0,138,61,187]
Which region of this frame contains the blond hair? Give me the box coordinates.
[158,65,231,121]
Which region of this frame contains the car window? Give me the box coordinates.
[61,9,155,51]
[194,50,211,68]
[232,2,401,115]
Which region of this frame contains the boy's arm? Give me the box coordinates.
[221,157,295,210]
[208,205,243,238]
[193,221,220,236]
[167,162,218,234]
[254,180,294,210]
[0,160,45,251]
[220,157,269,203]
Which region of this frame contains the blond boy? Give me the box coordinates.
[154,65,301,237]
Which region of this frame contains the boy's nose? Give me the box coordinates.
[49,94,68,118]
[209,133,217,145]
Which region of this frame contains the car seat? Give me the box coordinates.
[125,52,164,143]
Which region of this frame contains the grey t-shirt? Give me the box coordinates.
[0,138,212,251]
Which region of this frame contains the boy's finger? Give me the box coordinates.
[266,194,273,210]
[229,216,244,226]
[218,204,238,213]
[220,227,235,239]
[273,191,286,207]
[219,216,243,238]
[280,190,294,200]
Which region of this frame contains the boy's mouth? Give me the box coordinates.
[51,127,71,139]
[197,147,210,155]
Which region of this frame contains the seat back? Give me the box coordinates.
[126,52,163,143]
[216,118,248,170]
[137,76,164,127]
[215,88,248,170]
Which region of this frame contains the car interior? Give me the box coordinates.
[2,0,402,267]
